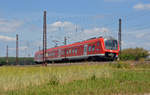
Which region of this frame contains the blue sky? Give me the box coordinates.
[0,0,150,57]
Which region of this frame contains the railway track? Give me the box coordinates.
[47,61,112,66]
[4,61,150,67]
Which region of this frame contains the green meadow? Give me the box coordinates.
[0,62,150,95]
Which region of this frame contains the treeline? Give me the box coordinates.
[119,48,149,61]
[0,57,34,66]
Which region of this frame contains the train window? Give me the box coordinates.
[50,52,52,56]
[88,46,91,52]
[52,52,54,56]
[69,49,71,54]
[61,50,64,55]
[75,48,77,54]
[72,49,74,54]
[105,40,118,50]
[92,45,95,51]
[97,42,100,51]
[61,50,62,55]
[48,52,51,56]
[66,50,68,55]
[63,50,65,55]
[97,42,100,46]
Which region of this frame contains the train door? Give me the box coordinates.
[58,49,61,58]
[84,45,88,55]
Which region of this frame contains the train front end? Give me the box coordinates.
[103,37,119,60]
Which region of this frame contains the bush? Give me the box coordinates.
[0,61,5,66]
[0,57,34,65]
[119,48,149,61]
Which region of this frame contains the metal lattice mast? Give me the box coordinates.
[118,18,122,55]
[43,11,47,66]
[6,45,8,64]
[64,36,67,45]
[16,34,18,65]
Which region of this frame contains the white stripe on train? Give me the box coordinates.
[36,54,105,62]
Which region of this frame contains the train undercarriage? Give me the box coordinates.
[35,53,117,64]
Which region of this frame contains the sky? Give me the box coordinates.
[0,0,150,57]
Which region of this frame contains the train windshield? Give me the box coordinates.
[105,40,118,50]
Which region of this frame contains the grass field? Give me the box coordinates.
[0,62,150,95]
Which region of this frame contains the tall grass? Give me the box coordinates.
[0,62,150,95]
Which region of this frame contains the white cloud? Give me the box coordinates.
[20,46,28,51]
[0,19,23,32]
[133,3,150,10]
[130,29,150,39]
[82,27,109,38]
[135,32,147,38]
[122,28,150,50]
[0,35,16,42]
[84,27,109,34]
[48,21,77,33]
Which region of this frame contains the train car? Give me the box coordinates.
[34,36,119,63]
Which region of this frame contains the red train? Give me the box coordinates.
[34,36,119,63]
